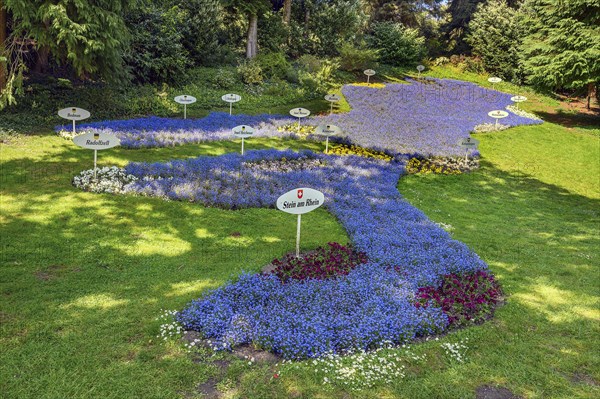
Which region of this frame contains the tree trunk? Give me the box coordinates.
[33,46,49,74]
[587,82,595,110]
[246,13,258,59]
[283,0,292,25]
[0,4,6,92]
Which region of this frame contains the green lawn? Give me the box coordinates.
[1,72,599,398]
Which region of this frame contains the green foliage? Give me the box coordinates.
[124,5,190,84]
[443,0,486,54]
[5,0,133,81]
[338,43,379,72]
[520,0,600,94]
[297,58,340,96]
[466,0,525,82]
[236,60,263,84]
[288,0,368,57]
[257,10,290,54]
[256,52,291,80]
[177,0,225,66]
[369,21,426,66]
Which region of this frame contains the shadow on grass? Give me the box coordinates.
[1,142,599,398]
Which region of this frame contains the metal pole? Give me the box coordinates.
[229,102,232,116]
[367,75,370,85]
[495,119,499,130]
[297,117,300,134]
[465,149,468,163]
[330,102,333,115]
[94,149,98,180]
[241,137,244,155]
[184,104,187,119]
[325,136,329,154]
[296,214,301,257]
[72,120,76,135]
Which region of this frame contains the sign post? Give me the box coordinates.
[458,137,480,162]
[510,95,527,110]
[417,64,425,78]
[73,131,121,180]
[58,107,91,136]
[221,93,242,115]
[364,69,376,85]
[314,124,341,154]
[488,77,502,90]
[289,108,310,134]
[174,95,197,119]
[324,94,341,115]
[232,125,254,155]
[488,110,509,130]
[276,188,325,257]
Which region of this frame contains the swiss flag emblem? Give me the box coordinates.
[297,189,303,199]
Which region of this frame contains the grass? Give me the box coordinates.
[1,66,599,398]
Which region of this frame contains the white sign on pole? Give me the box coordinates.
[488,77,502,89]
[276,187,325,257]
[417,65,425,78]
[510,95,527,110]
[488,110,509,130]
[232,124,254,155]
[174,95,197,119]
[364,69,376,84]
[58,107,91,136]
[324,94,341,115]
[458,137,479,162]
[73,131,121,180]
[314,124,341,154]
[289,108,310,133]
[222,93,242,115]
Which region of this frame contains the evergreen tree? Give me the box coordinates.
[443,0,486,54]
[4,0,133,80]
[466,0,524,82]
[521,0,599,108]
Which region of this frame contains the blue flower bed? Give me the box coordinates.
[58,79,541,155]
[312,79,541,156]
[123,149,488,358]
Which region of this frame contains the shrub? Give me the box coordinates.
[298,58,340,96]
[211,68,238,89]
[267,242,368,282]
[415,271,503,328]
[338,43,379,72]
[256,52,291,80]
[237,60,263,85]
[369,22,426,66]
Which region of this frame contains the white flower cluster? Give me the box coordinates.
[57,129,85,140]
[73,166,138,194]
[473,123,510,133]
[280,343,421,391]
[441,338,469,363]
[506,105,542,121]
[155,309,184,342]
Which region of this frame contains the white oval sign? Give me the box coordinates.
[511,95,527,103]
[488,77,502,84]
[73,131,120,150]
[314,124,341,136]
[277,188,324,215]
[324,94,341,102]
[488,110,509,119]
[289,108,310,118]
[174,95,197,104]
[58,107,90,121]
[458,137,479,149]
[417,65,425,72]
[232,125,254,139]
[222,93,241,103]
[364,69,376,76]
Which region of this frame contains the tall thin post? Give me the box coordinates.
[72,120,76,135]
[93,149,98,180]
[296,214,301,257]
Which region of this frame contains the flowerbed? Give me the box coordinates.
[312,79,542,156]
[406,156,479,175]
[57,79,541,156]
[106,149,493,358]
[266,242,368,282]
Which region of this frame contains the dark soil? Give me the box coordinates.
[475,385,521,399]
